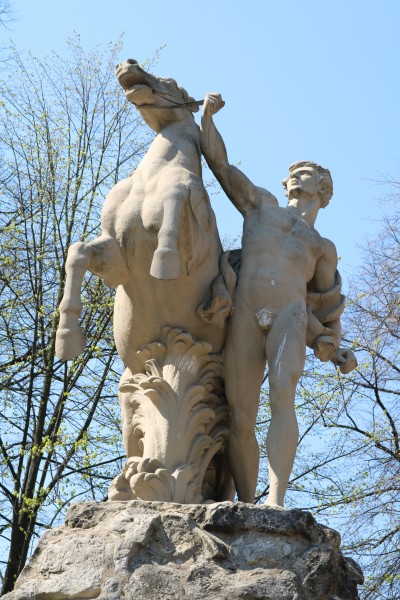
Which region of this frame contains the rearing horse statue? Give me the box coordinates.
[55,59,233,503]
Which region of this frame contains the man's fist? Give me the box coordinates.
[202,92,225,117]
[332,347,358,374]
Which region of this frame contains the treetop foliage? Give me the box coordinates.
[0,35,152,593]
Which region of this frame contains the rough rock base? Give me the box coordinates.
[4,500,363,600]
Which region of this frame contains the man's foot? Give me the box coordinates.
[263,500,286,510]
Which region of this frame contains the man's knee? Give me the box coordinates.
[268,373,301,414]
[230,408,258,442]
[269,366,301,391]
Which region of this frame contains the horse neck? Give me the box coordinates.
[161,116,200,148]
[147,117,202,172]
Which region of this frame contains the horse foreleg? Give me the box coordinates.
[56,236,127,361]
[150,185,190,280]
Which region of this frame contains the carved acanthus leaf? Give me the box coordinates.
[109,327,229,503]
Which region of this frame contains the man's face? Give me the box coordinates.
[286,167,320,198]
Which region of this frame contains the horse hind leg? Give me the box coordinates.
[149,185,190,280]
[56,242,90,360]
[56,235,127,361]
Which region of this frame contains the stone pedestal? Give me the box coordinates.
[4,501,363,600]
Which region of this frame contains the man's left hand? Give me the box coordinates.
[332,347,357,374]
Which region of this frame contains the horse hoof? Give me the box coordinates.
[55,327,87,361]
[150,248,180,280]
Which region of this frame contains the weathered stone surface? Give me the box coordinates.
[4,501,363,600]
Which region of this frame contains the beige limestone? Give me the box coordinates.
[55,62,234,503]
[108,326,231,503]
[200,93,357,508]
[54,61,356,508]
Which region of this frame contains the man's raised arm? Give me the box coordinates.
[200,93,276,215]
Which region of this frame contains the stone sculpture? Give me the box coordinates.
[55,59,356,509]
[200,93,357,508]
[55,61,234,503]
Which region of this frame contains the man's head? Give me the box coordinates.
[282,161,333,208]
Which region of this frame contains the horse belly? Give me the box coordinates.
[113,258,225,374]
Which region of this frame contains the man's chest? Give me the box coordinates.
[246,207,323,256]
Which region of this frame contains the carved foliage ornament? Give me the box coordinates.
[108,327,228,504]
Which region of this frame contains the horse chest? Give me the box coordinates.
[115,172,164,232]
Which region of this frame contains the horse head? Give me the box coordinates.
[116,59,199,133]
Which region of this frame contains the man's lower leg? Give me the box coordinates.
[265,407,298,507]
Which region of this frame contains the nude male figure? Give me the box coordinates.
[200,93,356,507]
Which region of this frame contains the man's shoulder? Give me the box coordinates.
[250,186,279,212]
[241,187,278,217]
[317,235,338,261]
[256,187,279,208]
[320,235,337,250]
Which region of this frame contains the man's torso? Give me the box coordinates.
[236,204,328,311]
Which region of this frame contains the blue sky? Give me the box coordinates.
[5,0,400,284]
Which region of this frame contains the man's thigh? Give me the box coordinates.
[265,300,307,388]
[224,308,266,426]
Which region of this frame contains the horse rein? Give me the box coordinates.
[134,88,204,110]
